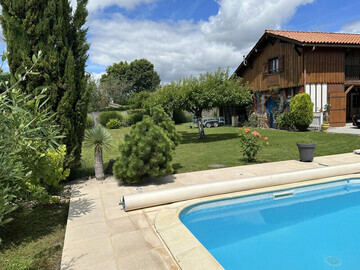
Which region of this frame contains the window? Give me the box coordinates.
[268,58,279,74]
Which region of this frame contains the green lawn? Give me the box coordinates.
[0,203,69,270]
[79,124,360,177]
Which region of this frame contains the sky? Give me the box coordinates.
[2,0,360,83]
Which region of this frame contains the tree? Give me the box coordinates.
[129,59,161,93]
[159,68,252,139]
[100,75,132,105]
[87,78,110,112]
[0,0,90,168]
[84,125,113,180]
[100,59,161,104]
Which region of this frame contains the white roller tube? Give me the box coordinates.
[121,163,360,211]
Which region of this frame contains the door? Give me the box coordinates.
[350,93,360,119]
[329,92,346,127]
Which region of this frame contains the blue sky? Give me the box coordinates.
[2,0,360,82]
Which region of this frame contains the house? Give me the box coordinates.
[229,30,360,127]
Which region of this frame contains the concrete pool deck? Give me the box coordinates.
[61,153,360,270]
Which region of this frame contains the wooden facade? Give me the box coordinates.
[235,31,360,127]
[305,48,345,84]
[241,39,303,91]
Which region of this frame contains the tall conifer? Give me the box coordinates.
[0,0,90,168]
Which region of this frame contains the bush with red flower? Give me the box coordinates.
[239,128,269,162]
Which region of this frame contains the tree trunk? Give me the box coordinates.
[197,116,205,139]
[94,148,105,180]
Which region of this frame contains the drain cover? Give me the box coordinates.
[325,256,342,267]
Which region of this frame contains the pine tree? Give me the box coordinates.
[113,106,179,183]
[0,0,90,168]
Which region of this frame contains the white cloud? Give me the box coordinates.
[202,0,314,50]
[70,0,157,12]
[90,72,105,81]
[340,20,360,34]
[88,0,314,82]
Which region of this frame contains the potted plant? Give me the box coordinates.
[321,104,331,131]
[297,135,317,162]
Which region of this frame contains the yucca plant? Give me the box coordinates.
[84,125,113,180]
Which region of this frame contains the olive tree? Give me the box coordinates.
[159,68,252,139]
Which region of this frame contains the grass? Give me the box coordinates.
[0,202,69,270]
[79,124,360,176]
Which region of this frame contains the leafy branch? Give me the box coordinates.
[0,51,42,95]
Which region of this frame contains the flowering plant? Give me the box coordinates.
[239,128,269,162]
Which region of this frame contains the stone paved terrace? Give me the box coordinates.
[61,153,360,270]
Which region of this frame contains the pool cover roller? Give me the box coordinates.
[121,163,360,211]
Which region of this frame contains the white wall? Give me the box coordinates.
[305,84,328,113]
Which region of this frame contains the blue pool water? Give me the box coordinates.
[180,179,360,270]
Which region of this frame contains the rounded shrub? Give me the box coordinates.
[99,111,123,127]
[86,115,94,129]
[106,119,122,129]
[289,93,314,131]
[172,109,187,124]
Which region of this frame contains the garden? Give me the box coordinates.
[0,2,359,269]
[80,123,359,176]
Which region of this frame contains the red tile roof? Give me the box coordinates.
[265,30,360,45]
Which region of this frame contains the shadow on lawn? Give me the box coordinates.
[179,131,239,144]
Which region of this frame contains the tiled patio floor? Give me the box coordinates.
[61,153,360,270]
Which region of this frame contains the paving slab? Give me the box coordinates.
[327,123,360,135]
[61,152,360,270]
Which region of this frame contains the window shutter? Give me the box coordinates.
[262,62,268,76]
[279,55,284,72]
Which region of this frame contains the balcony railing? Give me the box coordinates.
[345,64,360,81]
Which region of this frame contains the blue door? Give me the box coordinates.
[266,97,277,128]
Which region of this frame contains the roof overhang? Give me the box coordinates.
[234,32,360,77]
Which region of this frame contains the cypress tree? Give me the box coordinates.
[0,0,90,168]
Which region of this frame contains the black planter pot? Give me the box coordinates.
[297,143,317,162]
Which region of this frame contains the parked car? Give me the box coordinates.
[193,117,225,128]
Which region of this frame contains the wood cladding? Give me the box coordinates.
[329,92,346,126]
[327,84,344,93]
[305,48,345,84]
[240,40,303,91]
[238,39,348,91]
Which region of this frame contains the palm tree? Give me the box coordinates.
[83,125,112,180]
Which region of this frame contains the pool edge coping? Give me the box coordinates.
[154,173,360,270]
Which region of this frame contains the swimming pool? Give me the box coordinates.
[180,179,360,270]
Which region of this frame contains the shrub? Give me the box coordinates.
[86,115,94,129]
[106,119,122,129]
[127,113,143,126]
[99,111,123,126]
[113,106,179,183]
[290,93,314,131]
[173,109,187,124]
[276,112,293,130]
[247,113,259,127]
[0,89,64,228]
[239,128,269,162]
